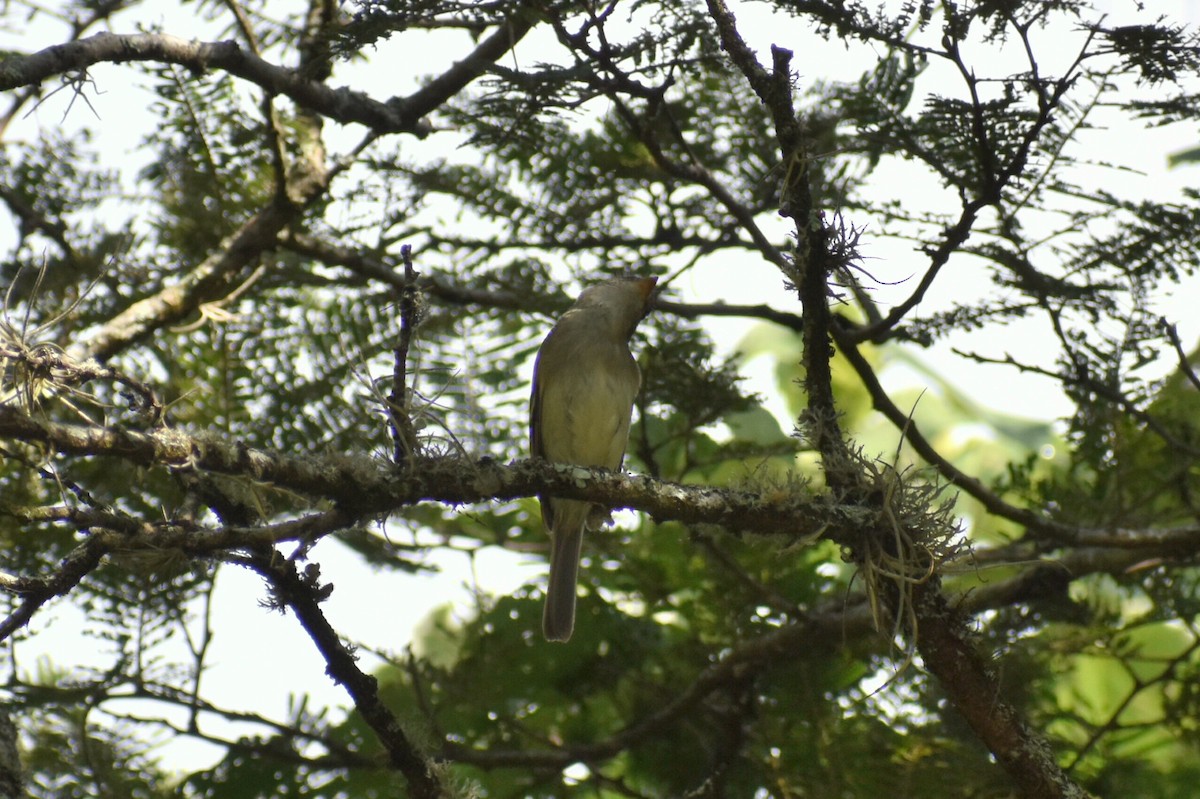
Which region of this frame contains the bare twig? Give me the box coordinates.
[390,244,421,463]
[243,552,444,798]
[1164,319,1200,393]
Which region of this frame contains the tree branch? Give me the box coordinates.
[405,3,537,119]
[389,245,421,463]
[244,552,444,798]
[443,534,1167,774]
[834,325,1082,542]
[283,231,806,330]
[0,704,21,799]
[912,579,1088,799]
[75,198,301,361]
[704,6,1090,796]
[0,405,857,540]
[0,32,432,135]
[0,533,106,642]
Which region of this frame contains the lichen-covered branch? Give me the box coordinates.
[700,5,1090,797]
[0,405,852,539]
[77,197,309,362]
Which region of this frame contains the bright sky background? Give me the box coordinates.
[3,0,1200,775]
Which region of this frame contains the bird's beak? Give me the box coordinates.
[635,276,658,304]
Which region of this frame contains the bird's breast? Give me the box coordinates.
[536,344,639,469]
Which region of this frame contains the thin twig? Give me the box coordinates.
[390,245,421,463]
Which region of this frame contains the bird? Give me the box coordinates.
[530,276,657,642]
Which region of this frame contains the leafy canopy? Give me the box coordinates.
[1,1,1200,797]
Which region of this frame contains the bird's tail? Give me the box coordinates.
[543,501,589,642]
